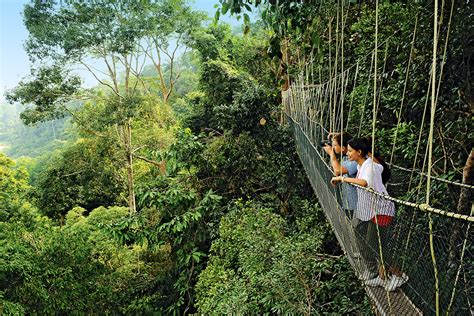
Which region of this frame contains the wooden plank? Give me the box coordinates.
[365,285,422,316]
[291,120,424,315]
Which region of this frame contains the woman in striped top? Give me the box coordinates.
[331,138,408,292]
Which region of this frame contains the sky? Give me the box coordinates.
[0,0,245,103]
[0,0,29,102]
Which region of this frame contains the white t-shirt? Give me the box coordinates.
[354,157,395,221]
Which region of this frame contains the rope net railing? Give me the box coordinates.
[283,87,473,315]
[284,72,473,215]
[314,119,474,191]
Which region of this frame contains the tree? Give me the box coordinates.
[8,0,206,212]
[0,206,172,314]
[195,201,371,314]
[0,153,32,223]
[34,138,126,220]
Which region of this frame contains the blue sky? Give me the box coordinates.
[0,0,29,102]
[0,0,245,103]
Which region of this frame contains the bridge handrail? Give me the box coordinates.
[286,114,474,223]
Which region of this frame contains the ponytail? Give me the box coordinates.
[373,152,391,184]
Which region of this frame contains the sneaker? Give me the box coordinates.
[385,273,409,292]
[352,252,361,259]
[359,270,378,281]
[365,276,387,287]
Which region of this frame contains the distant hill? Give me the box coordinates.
[0,103,75,158]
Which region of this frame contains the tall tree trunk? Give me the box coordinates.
[280,37,290,125]
[163,90,171,104]
[124,120,136,212]
[448,149,473,266]
[51,120,56,140]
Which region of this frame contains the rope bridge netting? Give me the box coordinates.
[280,1,473,314]
[283,83,473,315]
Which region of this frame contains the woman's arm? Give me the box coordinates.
[323,145,349,175]
[331,176,367,187]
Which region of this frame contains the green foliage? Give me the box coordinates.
[216,0,330,61]
[187,25,279,136]
[0,292,26,316]
[192,128,312,211]
[132,94,177,143]
[34,138,125,219]
[6,65,81,125]
[25,0,152,58]
[184,26,313,213]
[0,154,33,223]
[0,206,172,314]
[196,201,371,314]
[201,60,276,135]
[135,163,223,313]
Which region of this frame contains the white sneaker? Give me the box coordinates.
[359,270,378,281]
[385,273,409,292]
[353,252,361,259]
[365,276,387,287]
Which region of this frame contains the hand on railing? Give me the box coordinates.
[331,176,344,186]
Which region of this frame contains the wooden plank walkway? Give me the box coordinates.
[365,284,422,315]
[291,120,424,315]
[343,241,422,315]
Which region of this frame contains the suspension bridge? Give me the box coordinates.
[283,85,473,315]
[281,1,473,314]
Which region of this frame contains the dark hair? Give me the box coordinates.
[332,132,353,148]
[348,137,391,184]
[347,137,371,156]
[372,153,391,185]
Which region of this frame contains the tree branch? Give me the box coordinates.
[79,60,122,98]
[132,154,162,167]
[152,37,169,101]
[60,103,107,138]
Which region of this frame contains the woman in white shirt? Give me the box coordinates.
[331,138,407,292]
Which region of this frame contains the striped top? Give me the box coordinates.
[355,158,395,221]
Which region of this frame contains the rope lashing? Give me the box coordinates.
[285,113,473,315]
[288,115,474,223]
[281,2,471,314]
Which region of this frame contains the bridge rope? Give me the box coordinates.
[286,114,474,223]
[427,0,440,311]
[284,109,473,315]
[281,2,472,313]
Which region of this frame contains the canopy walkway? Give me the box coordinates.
[283,86,473,315]
[280,1,473,313]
